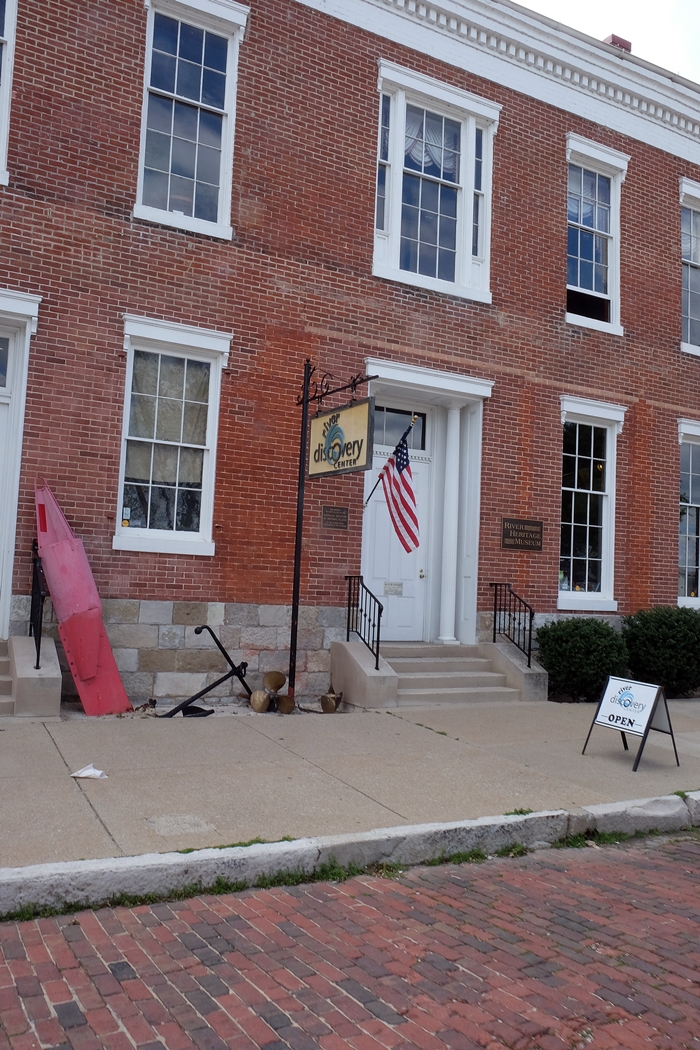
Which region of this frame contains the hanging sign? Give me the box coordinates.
[582,675,679,771]
[308,398,374,477]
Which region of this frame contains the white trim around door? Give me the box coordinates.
[0,289,41,639]
[364,358,492,644]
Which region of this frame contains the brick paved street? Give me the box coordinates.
[2,836,700,1050]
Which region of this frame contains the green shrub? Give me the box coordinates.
[536,617,628,702]
[623,606,700,697]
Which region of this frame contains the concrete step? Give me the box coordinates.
[0,656,9,676]
[396,685,521,705]
[381,643,480,659]
[395,671,508,690]
[0,674,12,697]
[0,696,14,716]
[388,657,492,674]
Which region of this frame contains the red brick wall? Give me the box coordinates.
[7,0,700,616]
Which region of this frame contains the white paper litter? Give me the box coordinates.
[71,764,108,779]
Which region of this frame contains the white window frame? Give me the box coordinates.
[133,0,249,240]
[0,0,18,186]
[678,418,700,607]
[565,134,629,338]
[680,177,700,358]
[558,395,626,612]
[373,61,500,304]
[113,315,231,556]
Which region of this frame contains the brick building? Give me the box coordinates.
[1,0,700,705]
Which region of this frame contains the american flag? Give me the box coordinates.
[380,428,420,553]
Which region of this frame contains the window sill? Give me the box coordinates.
[113,532,215,557]
[678,596,700,607]
[0,170,8,187]
[557,594,618,612]
[133,204,232,241]
[680,342,700,357]
[373,263,492,304]
[565,312,624,337]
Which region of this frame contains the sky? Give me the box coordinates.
[521,0,700,85]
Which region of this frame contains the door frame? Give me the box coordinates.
[365,357,493,645]
[0,289,41,639]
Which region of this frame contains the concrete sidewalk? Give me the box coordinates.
[2,698,700,870]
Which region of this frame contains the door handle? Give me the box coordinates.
[419,569,425,579]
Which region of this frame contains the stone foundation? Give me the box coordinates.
[477,610,624,648]
[9,596,344,704]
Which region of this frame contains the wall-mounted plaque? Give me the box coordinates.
[501,518,543,552]
[322,506,349,530]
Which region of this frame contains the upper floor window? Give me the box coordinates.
[134,0,249,241]
[114,316,231,557]
[565,134,629,338]
[680,178,700,356]
[373,62,500,304]
[0,0,18,187]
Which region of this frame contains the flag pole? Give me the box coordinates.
[363,414,418,510]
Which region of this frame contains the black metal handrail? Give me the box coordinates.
[345,575,383,670]
[490,582,535,667]
[29,539,48,670]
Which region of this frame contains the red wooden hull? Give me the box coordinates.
[36,482,131,715]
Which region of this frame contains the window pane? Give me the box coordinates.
[179,22,203,63]
[151,50,176,92]
[129,394,156,438]
[145,130,171,171]
[153,13,178,55]
[147,93,172,133]
[0,336,7,387]
[176,490,201,532]
[150,486,175,530]
[124,441,151,483]
[179,447,204,487]
[122,485,149,529]
[142,168,168,210]
[183,401,208,445]
[171,137,196,179]
[152,443,179,484]
[132,351,158,395]
[204,31,227,73]
[156,398,183,442]
[159,356,184,398]
[201,68,225,109]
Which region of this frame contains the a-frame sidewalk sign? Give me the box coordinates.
[582,675,680,772]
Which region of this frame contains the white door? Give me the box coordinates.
[361,407,432,641]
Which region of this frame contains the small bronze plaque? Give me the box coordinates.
[501,517,543,552]
[322,506,349,530]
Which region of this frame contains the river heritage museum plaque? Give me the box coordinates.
[501,517,543,552]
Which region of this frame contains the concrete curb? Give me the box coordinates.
[1,794,697,917]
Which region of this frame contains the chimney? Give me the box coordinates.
[604,34,632,53]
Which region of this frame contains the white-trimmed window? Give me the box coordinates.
[678,419,700,606]
[566,134,629,337]
[558,395,626,611]
[134,0,249,240]
[0,0,18,186]
[373,61,500,303]
[114,316,231,557]
[681,178,700,356]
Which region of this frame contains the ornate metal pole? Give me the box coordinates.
[288,358,312,700]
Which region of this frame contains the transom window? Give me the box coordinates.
[123,351,210,533]
[373,62,500,304]
[682,206,700,349]
[559,422,607,594]
[374,406,426,451]
[680,440,700,599]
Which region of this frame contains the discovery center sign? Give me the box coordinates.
[308,398,374,477]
